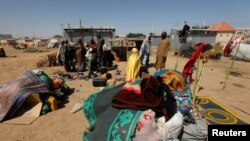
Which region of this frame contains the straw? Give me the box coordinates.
[222,38,241,89]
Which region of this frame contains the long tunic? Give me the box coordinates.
[126,49,141,81]
[75,44,86,66]
[155,38,170,70]
[139,41,150,66]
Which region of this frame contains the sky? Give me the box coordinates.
[0,0,250,38]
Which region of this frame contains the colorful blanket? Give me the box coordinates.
[154,70,193,121]
[112,77,177,121]
[0,71,50,121]
[83,83,142,141]
[196,96,250,125]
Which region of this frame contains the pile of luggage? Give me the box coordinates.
[33,70,72,114]
[0,47,6,57]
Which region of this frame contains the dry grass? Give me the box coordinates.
[36,57,49,68]
[24,47,49,53]
[36,53,59,68]
[51,69,65,75]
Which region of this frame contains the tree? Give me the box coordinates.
[53,35,62,38]
[126,33,146,38]
[192,25,200,29]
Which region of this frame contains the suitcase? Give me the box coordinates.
[92,77,107,87]
[140,66,148,73]
[99,67,108,74]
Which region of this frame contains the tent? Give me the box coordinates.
[0,71,50,124]
[231,43,250,61]
[109,38,143,61]
[224,38,250,61]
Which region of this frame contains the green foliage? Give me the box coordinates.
[126,33,146,38]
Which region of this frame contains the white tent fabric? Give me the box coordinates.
[231,43,250,61]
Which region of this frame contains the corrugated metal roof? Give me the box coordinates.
[64,26,115,30]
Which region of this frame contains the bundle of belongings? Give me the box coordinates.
[0,47,6,57]
[92,66,116,87]
[0,70,71,124]
[82,69,208,141]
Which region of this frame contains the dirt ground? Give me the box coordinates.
[0,45,250,141]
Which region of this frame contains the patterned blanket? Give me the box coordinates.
[0,71,50,121]
[83,83,142,141]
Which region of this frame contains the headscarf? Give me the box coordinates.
[126,48,141,81]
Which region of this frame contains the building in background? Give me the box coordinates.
[170,29,217,49]
[235,28,250,42]
[0,34,12,39]
[64,25,115,44]
[208,22,236,46]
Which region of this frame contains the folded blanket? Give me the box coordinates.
[83,83,142,141]
[112,77,177,121]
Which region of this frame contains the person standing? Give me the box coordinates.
[58,40,71,72]
[126,48,141,81]
[87,39,97,78]
[179,21,190,43]
[75,39,86,72]
[155,32,170,70]
[139,35,151,67]
[97,37,105,67]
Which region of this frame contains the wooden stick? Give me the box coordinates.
[174,53,184,70]
[222,38,241,89]
[192,57,200,100]
[193,62,206,102]
[174,51,180,70]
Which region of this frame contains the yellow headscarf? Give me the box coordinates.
[126,48,141,81]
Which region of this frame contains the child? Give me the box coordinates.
[106,73,116,86]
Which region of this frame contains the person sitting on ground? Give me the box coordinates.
[106,73,116,87]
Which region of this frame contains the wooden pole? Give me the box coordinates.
[222,38,242,89]
[193,62,206,102]
[174,54,184,70]
[174,52,180,70]
[192,57,200,100]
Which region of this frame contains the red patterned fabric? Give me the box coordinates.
[182,43,205,83]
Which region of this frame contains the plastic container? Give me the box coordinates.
[39,74,51,89]
[51,79,61,89]
[115,57,120,62]
[48,96,58,111]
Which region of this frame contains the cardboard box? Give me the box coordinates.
[3,93,42,125]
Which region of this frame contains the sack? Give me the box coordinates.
[0,48,6,57]
[181,119,208,141]
[92,77,107,87]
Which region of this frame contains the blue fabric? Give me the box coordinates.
[139,41,150,66]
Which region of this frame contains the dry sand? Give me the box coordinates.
[0,46,250,141]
